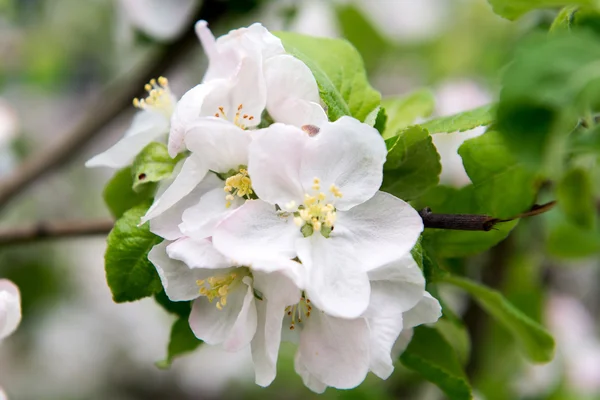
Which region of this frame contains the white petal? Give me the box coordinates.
[86,111,167,168]
[184,117,252,172]
[363,255,426,379]
[150,171,222,240]
[0,279,21,340]
[166,237,232,270]
[148,241,216,301]
[189,277,256,351]
[297,311,370,389]
[264,55,327,127]
[216,22,285,61]
[294,353,328,394]
[179,187,242,240]
[251,271,301,387]
[299,116,387,210]
[141,155,208,223]
[247,123,307,206]
[391,329,415,360]
[403,292,442,329]
[168,80,226,157]
[334,191,423,272]
[296,234,370,319]
[196,20,240,82]
[212,199,301,268]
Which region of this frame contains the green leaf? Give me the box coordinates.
[496,31,600,172]
[381,126,441,200]
[276,32,381,122]
[132,142,181,191]
[373,107,388,135]
[487,0,599,20]
[441,274,555,363]
[155,290,191,318]
[381,89,435,139]
[546,211,600,258]
[436,317,471,366]
[549,6,579,32]
[459,131,540,219]
[400,326,472,400]
[556,167,596,230]
[156,316,202,369]
[103,167,156,219]
[412,185,518,258]
[419,105,495,135]
[334,3,390,71]
[105,203,163,303]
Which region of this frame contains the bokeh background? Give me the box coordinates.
[0,0,598,399]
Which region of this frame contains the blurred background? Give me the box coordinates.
[0,0,598,399]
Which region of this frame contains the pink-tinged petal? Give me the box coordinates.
[0,279,21,340]
[251,271,301,387]
[179,187,243,241]
[148,241,219,301]
[294,353,328,394]
[264,55,327,127]
[212,199,301,268]
[297,310,370,389]
[403,292,442,329]
[189,277,256,351]
[215,22,285,62]
[334,191,423,272]
[166,237,232,270]
[184,117,252,172]
[299,116,387,210]
[169,80,227,157]
[86,110,167,168]
[296,234,370,319]
[141,155,208,223]
[247,124,307,206]
[150,171,222,240]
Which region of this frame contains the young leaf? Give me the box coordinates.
[400,326,473,400]
[105,203,163,303]
[381,126,441,200]
[441,274,555,363]
[549,6,579,32]
[419,105,495,135]
[156,316,202,369]
[546,212,600,258]
[381,89,435,139]
[155,290,191,318]
[556,167,596,230]
[103,167,156,219]
[459,131,540,219]
[487,0,598,21]
[276,32,381,122]
[132,142,181,191]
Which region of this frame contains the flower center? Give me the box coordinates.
[292,178,343,238]
[196,268,248,310]
[223,167,254,208]
[214,103,255,129]
[285,294,312,330]
[133,77,174,117]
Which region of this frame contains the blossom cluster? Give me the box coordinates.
[88,21,441,392]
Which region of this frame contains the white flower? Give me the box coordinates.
[0,279,20,341]
[0,279,21,399]
[213,117,424,319]
[253,254,441,391]
[148,237,302,357]
[86,77,176,169]
[118,0,201,42]
[144,22,326,231]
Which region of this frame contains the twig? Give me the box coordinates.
[419,201,556,231]
[0,0,230,212]
[0,219,113,246]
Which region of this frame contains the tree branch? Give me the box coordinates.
[0,0,231,211]
[419,201,556,231]
[0,219,113,246]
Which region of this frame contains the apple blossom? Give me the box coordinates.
[0,279,21,400]
[86,77,176,169]
[212,117,424,319]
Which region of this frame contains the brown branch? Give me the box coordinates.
[0,219,113,246]
[0,0,231,212]
[420,201,556,231]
